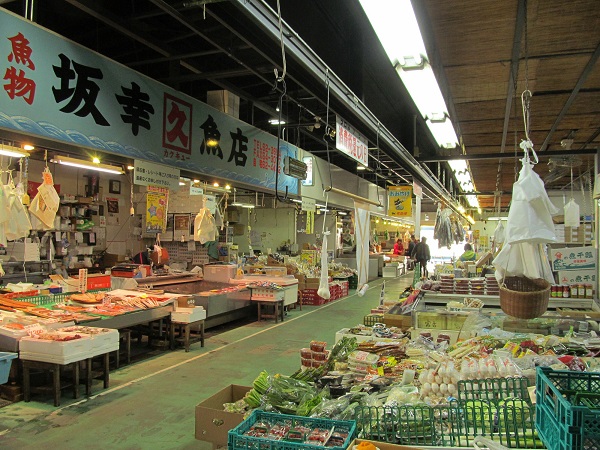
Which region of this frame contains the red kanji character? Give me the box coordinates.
[7,32,35,70]
[166,102,189,147]
[3,67,35,104]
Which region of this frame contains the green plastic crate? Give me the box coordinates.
[457,377,530,406]
[354,399,543,448]
[228,410,356,450]
[536,367,600,450]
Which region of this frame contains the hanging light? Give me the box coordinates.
[52,155,124,175]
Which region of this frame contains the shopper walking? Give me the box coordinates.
[407,234,417,256]
[411,236,431,278]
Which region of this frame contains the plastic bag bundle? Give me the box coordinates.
[564,198,580,227]
[28,168,59,230]
[494,152,557,284]
[194,207,217,244]
[317,231,331,300]
[493,220,505,245]
[504,159,557,245]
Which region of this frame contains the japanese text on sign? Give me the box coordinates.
[134,159,180,190]
[335,116,368,166]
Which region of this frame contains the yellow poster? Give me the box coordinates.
[146,186,169,233]
[388,186,412,217]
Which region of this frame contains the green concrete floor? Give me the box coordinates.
[0,273,414,449]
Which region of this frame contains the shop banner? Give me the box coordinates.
[146,186,169,234]
[335,116,368,166]
[0,9,298,194]
[388,186,412,217]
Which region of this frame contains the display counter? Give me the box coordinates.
[136,272,202,288]
[191,282,252,328]
[334,254,381,281]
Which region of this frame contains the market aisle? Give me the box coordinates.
[0,273,414,449]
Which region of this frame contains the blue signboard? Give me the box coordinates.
[0,9,298,194]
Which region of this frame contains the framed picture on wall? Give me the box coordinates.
[109,180,121,194]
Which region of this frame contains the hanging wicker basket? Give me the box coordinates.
[499,276,551,319]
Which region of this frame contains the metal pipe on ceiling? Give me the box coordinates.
[420,148,597,162]
[233,0,464,217]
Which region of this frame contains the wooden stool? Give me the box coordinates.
[170,320,205,352]
[22,360,80,407]
[113,329,132,369]
[256,299,285,323]
[86,353,110,393]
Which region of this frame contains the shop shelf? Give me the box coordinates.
[0,352,17,384]
[536,367,600,450]
[228,410,355,450]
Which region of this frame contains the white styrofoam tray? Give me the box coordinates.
[19,334,92,356]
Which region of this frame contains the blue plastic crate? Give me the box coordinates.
[0,352,18,384]
[228,410,355,450]
[536,367,600,450]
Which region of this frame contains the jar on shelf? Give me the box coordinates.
[570,284,578,299]
[563,284,570,298]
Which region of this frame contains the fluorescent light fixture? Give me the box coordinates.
[225,184,231,190]
[466,215,475,225]
[193,179,200,183]
[426,115,459,149]
[357,164,366,171]
[466,194,479,209]
[241,204,255,209]
[213,182,219,187]
[127,165,135,170]
[22,144,35,151]
[457,205,466,214]
[359,0,427,64]
[179,181,186,186]
[269,119,286,125]
[0,144,29,158]
[52,155,123,175]
[396,63,449,121]
[487,217,508,221]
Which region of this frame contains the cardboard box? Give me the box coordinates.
[383,313,412,328]
[557,269,596,291]
[195,384,252,448]
[349,439,424,450]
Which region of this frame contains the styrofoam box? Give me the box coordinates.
[57,327,119,350]
[171,307,207,323]
[19,334,92,356]
[203,264,237,283]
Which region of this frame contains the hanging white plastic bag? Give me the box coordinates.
[493,220,505,245]
[29,169,59,229]
[493,241,554,284]
[317,231,331,300]
[564,198,580,227]
[194,208,217,244]
[504,158,557,244]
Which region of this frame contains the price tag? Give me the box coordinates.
[387,356,397,366]
[78,268,88,293]
[377,366,385,376]
[24,323,44,337]
[102,295,112,306]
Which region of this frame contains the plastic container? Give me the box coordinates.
[536,367,600,450]
[228,410,355,450]
[0,352,18,384]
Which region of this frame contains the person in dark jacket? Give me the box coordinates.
[411,236,431,278]
[407,234,417,256]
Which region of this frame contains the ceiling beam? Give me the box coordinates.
[234,0,464,216]
[539,41,600,152]
[420,148,597,162]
